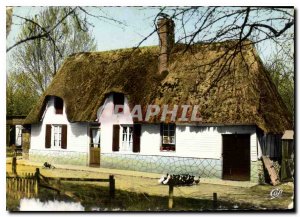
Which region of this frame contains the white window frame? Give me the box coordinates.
[51,125,62,149]
[161,123,176,151]
[120,125,133,152]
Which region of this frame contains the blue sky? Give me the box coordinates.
[7,7,163,51]
[6,6,294,69]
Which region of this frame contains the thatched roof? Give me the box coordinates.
[24,40,292,133]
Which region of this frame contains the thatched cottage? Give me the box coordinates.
[24,17,292,182]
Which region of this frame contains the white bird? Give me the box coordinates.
[158,174,167,184]
[163,174,171,185]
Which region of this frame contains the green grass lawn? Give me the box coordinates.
[7,181,263,212]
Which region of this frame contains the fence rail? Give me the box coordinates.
[167,184,218,210]
[7,164,116,201]
[36,168,115,198]
[6,172,38,199]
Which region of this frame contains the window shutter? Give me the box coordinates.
[45,124,51,148]
[160,123,163,144]
[133,124,141,153]
[112,125,120,151]
[61,125,68,149]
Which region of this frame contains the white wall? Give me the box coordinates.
[99,94,134,153]
[31,95,259,162]
[30,97,89,153]
[139,124,258,161]
[98,94,258,161]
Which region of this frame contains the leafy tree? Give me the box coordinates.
[7,7,97,116]
[265,54,294,117]
[6,72,39,116]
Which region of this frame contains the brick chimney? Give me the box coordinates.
[157,14,175,74]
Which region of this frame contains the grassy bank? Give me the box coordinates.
[6,162,294,211]
[7,181,260,211]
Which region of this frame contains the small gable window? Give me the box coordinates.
[54,97,63,114]
[160,123,176,151]
[113,93,124,114]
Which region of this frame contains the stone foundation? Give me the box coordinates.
[28,150,260,183]
[29,149,88,166]
[101,153,222,178]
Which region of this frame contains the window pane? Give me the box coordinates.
[91,128,100,145]
[169,124,175,131]
[163,124,168,131]
[163,136,169,144]
[122,127,127,142]
[161,124,176,149]
[170,136,175,144]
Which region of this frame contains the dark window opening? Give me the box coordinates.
[113,93,124,113]
[54,97,63,114]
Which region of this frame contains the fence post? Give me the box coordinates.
[109,175,115,198]
[12,156,17,175]
[34,168,40,196]
[30,173,34,198]
[213,192,218,209]
[168,184,174,209]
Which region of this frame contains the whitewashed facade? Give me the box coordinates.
[29,96,90,165]
[29,94,262,182]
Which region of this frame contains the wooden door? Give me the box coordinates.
[222,134,250,181]
[90,147,100,166]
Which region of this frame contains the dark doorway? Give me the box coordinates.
[9,126,16,146]
[222,134,250,181]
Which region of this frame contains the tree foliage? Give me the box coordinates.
[7,7,97,116]
[265,54,294,117]
[6,72,40,116]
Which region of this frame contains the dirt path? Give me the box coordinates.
[6,160,294,210]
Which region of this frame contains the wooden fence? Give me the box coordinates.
[7,162,115,201]
[6,172,38,199]
[35,168,115,199]
[167,184,218,210]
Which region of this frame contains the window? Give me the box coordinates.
[121,125,133,151]
[52,125,62,147]
[45,124,67,149]
[90,125,101,148]
[161,123,176,151]
[112,124,141,153]
[113,93,124,114]
[54,97,63,114]
[15,126,23,146]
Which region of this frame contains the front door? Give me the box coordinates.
[222,134,250,181]
[89,125,101,166]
